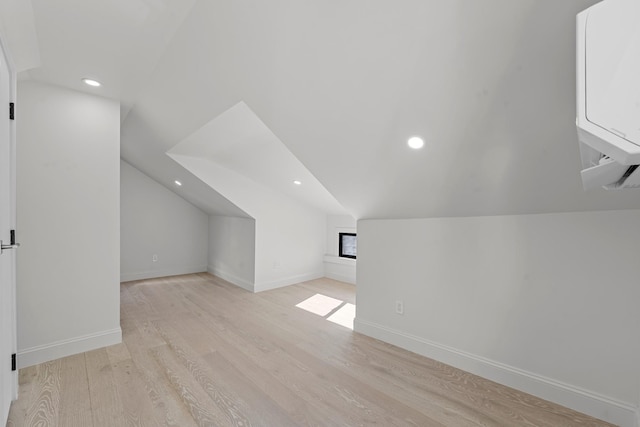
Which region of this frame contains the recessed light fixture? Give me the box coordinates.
[293,180,302,186]
[82,78,101,87]
[174,180,182,186]
[407,136,424,149]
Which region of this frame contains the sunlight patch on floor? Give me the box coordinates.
[327,302,355,329]
[295,293,355,330]
[295,294,343,316]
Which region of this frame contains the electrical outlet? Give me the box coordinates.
[152,254,158,262]
[395,300,404,315]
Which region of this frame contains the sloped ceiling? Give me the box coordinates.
[15,0,640,219]
[168,102,347,215]
[25,0,197,118]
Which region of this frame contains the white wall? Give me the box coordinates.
[254,206,325,292]
[324,214,356,284]
[356,210,640,427]
[208,216,255,290]
[169,154,326,292]
[120,160,208,282]
[16,81,121,367]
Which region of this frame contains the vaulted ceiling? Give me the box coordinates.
[4,0,640,219]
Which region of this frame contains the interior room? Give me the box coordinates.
[1,0,639,426]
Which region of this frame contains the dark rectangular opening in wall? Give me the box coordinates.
[339,233,357,259]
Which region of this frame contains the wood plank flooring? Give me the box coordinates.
[7,273,614,426]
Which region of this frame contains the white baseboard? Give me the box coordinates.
[18,328,122,369]
[254,271,324,293]
[209,267,329,293]
[354,318,637,427]
[208,266,254,292]
[121,265,207,283]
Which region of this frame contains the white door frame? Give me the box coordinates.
[0,28,18,425]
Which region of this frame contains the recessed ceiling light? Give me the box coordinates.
[82,78,101,87]
[407,136,424,149]
[293,180,302,185]
[174,180,182,186]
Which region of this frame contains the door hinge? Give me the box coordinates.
[11,354,16,371]
[1,230,20,254]
[9,102,14,120]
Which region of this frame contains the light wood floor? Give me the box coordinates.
[7,273,613,427]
